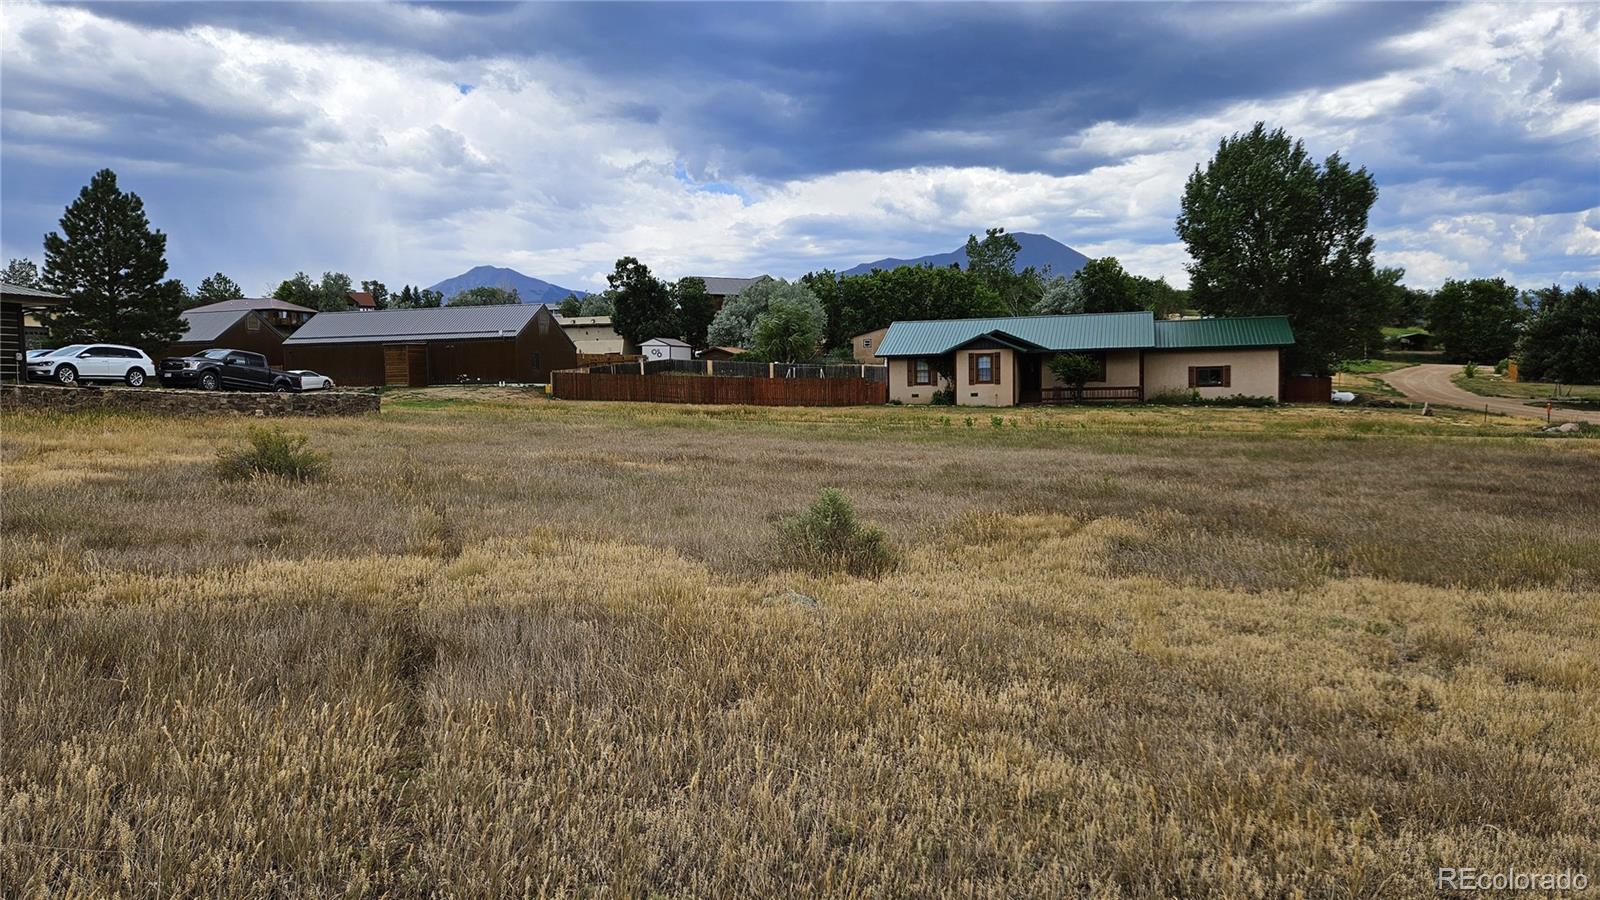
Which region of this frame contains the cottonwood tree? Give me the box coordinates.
[1427,278,1523,363]
[1176,123,1385,373]
[41,168,186,347]
[751,295,827,362]
[707,279,820,349]
[964,227,1043,315]
[607,257,676,346]
[1072,257,1144,314]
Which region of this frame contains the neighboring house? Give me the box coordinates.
[1,282,69,382]
[876,311,1294,406]
[700,346,747,361]
[165,310,291,367]
[1391,332,1433,351]
[690,275,773,310]
[187,297,316,332]
[639,337,693,361]
[347,291,377,311]
[283,304,576,386]
[554,315,632,356]
[849,327,889,364]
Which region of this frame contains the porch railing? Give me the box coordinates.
[1037,385,1142,403]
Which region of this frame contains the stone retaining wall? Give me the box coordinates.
[0,384,380,417]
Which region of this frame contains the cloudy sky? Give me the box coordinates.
[2,2,1596,295]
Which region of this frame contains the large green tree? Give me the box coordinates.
[1427,278,1522,363]
[448,286,520,306]
[390,285,443,309]
[964,227,1043,315]
[674,277,716,352]
[1175,123,1384,373]
[1071,257,1144,314]
[274,271,358,312]
[708,279,825,349]
[360,280,390,310]
[40,169,186,347]
[189,272,245,308]
[825,265,1006,342]
[750,295,827,362]
[1517,283,1598,383]
[607,257,676,346]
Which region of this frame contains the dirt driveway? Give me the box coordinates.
[1378,364,1600,424]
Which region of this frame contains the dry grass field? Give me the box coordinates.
[3,391,1598,897]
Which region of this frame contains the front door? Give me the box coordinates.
[1018,354,1042,404]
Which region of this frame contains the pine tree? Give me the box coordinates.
[190,272,245,308]
[41,169,186,348]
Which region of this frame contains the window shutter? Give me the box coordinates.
[1222,366,1231,387]
[968,354,977,384]
[993,353,1001,386]
[1188,366,1197,388]
[907,361,915,387]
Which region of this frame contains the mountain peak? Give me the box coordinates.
[840,232,1089,279]
[427,265,589,303]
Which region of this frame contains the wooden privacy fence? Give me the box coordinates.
[553,369,888,406]
[1282,375,1332,403]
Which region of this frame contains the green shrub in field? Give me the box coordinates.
[1495,358,1511,375]
[216,427,330,482]
[1463,361,1480,378]
[778,488,897,578]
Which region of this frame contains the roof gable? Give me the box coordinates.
[176,310,267,343]
[284,304,546,345]
[188,296,315,315]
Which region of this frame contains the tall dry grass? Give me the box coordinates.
[3,394,1597,896]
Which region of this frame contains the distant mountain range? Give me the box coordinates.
[427,265,588,304]
[431,234,1088,305]
[840,232,1089,279]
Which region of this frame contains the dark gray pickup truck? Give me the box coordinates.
[158,348,302,392]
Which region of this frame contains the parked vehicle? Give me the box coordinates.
[26,348,54,362]
[27,343,157,386]
[159,348,302,392]
[289,369,334,390]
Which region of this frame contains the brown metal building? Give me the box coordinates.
[165,309,291,366]
[282,304,577,386]
[1,282,69,382]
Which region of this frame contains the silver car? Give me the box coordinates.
[27,343,157,387]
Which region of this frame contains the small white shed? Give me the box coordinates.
[639,337,693,361]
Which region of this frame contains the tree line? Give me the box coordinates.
[9,152,1597,384]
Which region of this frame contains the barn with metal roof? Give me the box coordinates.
[282,304,577,386]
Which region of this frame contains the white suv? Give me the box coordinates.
[28,344,157,387]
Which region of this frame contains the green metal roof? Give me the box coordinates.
[1153,316,1294,349]
[876,311,1155,357]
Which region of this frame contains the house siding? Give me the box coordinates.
[955,347,1017,407]
[1040,349,1142,390]
[887,358,948,404]
[851,327,888,364]
[1143,348,1281,400]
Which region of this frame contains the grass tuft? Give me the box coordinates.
[776,488,898,578]
[215,426,329,483]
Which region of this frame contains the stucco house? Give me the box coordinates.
[875,311,1294,406]
[849,327,888,364]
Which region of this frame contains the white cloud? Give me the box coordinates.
[2,1,1596,293]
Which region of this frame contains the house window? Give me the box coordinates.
[970,352,1000,385]
[862,338,872,348]
[1189,365,1231,388]
[911,359,934,385]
